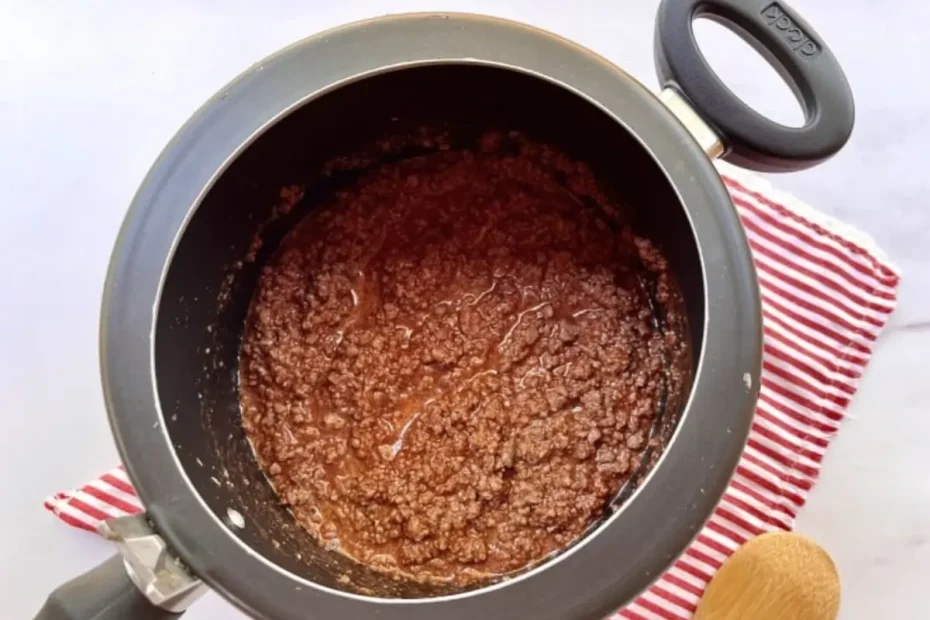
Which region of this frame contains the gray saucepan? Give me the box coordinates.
[36,1,853,619]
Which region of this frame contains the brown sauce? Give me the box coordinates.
[239,133,690,585]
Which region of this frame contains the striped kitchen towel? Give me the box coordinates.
[45,161,900,620]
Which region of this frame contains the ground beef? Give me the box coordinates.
[239,133,690,585]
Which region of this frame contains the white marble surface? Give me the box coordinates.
[1,1,927,618]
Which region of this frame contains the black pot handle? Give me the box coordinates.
[655,0,854,172]
[34,555,184,620]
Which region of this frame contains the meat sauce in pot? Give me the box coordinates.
[239,132,690,585]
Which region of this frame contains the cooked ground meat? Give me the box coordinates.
[239,133,689,585]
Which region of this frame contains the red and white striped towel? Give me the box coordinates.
[45,161,900,619]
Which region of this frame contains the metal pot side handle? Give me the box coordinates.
[34,515,205,620]
[34,555,183,620]
[654,0,855,172]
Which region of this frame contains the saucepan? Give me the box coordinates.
[36,1,853,618]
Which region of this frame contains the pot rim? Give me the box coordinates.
[100,12,761,620]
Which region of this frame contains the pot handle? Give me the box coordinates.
[654,0,854,172]
[34,555,183,620]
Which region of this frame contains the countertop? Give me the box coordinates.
[1,1,927,618]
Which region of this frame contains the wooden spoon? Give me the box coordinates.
[694,532,840,620]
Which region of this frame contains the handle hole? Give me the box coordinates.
[693,17,805,128]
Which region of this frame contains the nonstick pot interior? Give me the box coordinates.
[154,64,705,598]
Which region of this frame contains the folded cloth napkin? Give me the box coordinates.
[45,161,900,620]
